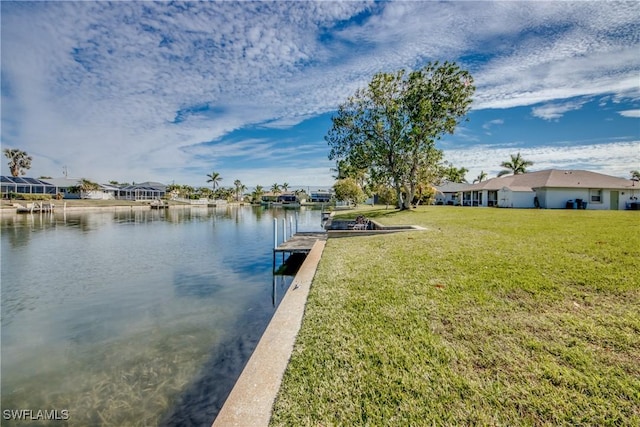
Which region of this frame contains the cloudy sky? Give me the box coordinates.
[1,1,639,188]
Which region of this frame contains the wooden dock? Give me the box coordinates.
[15,202,55,213]
[274,232,327,254]
[273,232,327,273]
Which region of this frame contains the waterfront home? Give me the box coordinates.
[1,176,167,201]
[309,190,332,203]
[1,176,58,198]
[434,181,472,205]
[116,182,166,200]
[460,169,639,210]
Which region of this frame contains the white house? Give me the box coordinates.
[461,170,640,210]
[434,182,472,205]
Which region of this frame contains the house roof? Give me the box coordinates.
[465,169,636,192]
[1,176,57,186]
[133,181,167,190]
[39,177,82,187]
[435,181,474,193]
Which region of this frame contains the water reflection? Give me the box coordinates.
[1,206,323,426]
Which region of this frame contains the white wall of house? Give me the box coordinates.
[85,190,115,200]
[536,188,640,210]
[497,188,535,208]
[435,192,460,205]
[536,188,591,209]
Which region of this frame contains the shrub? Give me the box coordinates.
[9,193,52,201]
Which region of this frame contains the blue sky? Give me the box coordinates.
[1,1,638,188]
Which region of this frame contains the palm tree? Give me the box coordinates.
[631,170,640,181]
[445,166,469,183]
[270,183,281,195]
[233,179,244,201]
[4,148,32,177]
[282,182,289,192]
[220,187,234,202]
[252,185,264,203]
[473,170,488,183]
[497,152,533,177]
[206,171,222,192]
[70,178,100,199]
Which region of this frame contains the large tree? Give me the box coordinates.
[497,152,533,177]
[327,62,474,209]
[333,178,366,207]
[4,148,32,177]
[332,159,369,189]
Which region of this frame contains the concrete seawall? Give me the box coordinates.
[212,239,326,427]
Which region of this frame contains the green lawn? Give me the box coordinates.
[270,206,640,426]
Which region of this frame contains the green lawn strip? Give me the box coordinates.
[271,207,640,426]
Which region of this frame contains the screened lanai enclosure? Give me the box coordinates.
[116,184,166,200]
[1,176,58,198]
[2,177,166,200]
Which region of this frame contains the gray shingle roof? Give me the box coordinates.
[466,170,634,192]
[435,182,474,193]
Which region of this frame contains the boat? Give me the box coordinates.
[150,200,168,209]
[15,202,55,213]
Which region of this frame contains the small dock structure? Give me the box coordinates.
[150,200,168,209]
[275,232,327,254]
[272,217,326,272]
[15,202,55,213]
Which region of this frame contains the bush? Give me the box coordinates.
[9,193,52,201]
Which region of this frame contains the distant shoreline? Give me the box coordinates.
[0,199,251,214]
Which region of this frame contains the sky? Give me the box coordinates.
[1,1,639,189]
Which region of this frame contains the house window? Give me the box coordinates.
[590,189,602,203]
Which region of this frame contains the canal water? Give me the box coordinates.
[1,206,323,426]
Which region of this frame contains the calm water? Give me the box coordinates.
[1,206,323,426]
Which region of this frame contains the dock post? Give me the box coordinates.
[282,218,287,242]
[289,217,293,239]
[273,218,277,272]
[273,218,278,249]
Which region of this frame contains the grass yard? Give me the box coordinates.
[270,206,640,426]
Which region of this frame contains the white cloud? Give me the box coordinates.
[531,99,588,121]
[482,119,504,132]
[618,110,640,118]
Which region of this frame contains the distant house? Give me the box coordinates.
[1,176,58,197]
[261,192,279,204]
[434,182,473,205]
[277,193,298,204]
[309,190,332,203]
[117,182,166,200]
[461,169,640,210]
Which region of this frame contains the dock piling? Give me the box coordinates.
[273,218,277,249]
[282,218,287,242]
